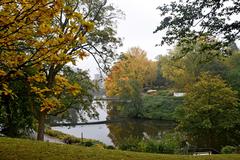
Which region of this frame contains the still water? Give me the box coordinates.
[52,102,175,146]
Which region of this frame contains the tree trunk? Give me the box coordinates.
[2,95,18,137]
[37,112,46,141]
[36,66,56,141]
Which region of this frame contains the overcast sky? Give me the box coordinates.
[77,0,173,78]
[76,0,240,78]
[109,0,173,59]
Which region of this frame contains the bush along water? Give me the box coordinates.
[118,132,183,154]
[221,146,238,154]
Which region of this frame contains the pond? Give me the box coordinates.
[52,101,175,146]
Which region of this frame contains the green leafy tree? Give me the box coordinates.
[155,0,240,46]
[154,56,171,89]
[118,79,143,118]
[47,67,98,125]
[0,74,34,137]
[159,36,230,90]
[176,73,240,149]
[224,51,240,94]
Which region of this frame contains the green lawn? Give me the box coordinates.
[0,137,239,160]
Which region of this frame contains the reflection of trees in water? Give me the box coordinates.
[106,102,239,150]
[106,102,175,146]
[107,119,175,147]
[106,102,122,120]
[187,128,240,151]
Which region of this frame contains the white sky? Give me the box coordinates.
[77,0,173,78]
[76,0,240,78]
[110,0,172,59]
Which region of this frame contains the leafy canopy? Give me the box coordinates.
[105,47,157,97]
[105,47,157,117]
[176,73,240,148]
[155,0,240,46]
[159,36,225,90]
[0,0,123,138]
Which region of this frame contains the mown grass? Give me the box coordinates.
[0,137,240,160]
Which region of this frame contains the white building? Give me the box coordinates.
[173,92,186,97]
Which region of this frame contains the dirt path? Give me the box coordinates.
[30,131,64,144]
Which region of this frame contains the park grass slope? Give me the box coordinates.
[0,138,240,160]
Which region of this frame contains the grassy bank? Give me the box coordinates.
[142,90,183,120]
[45,128,105,147]
[0,137,240,160]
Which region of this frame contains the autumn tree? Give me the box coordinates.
[176,73,240,149]
[0,0,122,139]
[105,47,157,97]
[0,0,66,137]
[105,47,157,117]
[33,0,122,140]
[0,0,64,91]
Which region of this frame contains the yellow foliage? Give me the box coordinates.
[0,0,95,115]
[78,50,88,60]
[82,21,95,32]
[40,97,61,113]
[0,70,6,77]
[54,75,80,96]
[68,83,81,96]
[105,47,157,96]
[1,83,12,96]
[28,72,46,83]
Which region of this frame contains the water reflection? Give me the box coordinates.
[52,101,240,150]
[52,101,175,146]
[52,124,114,145]
[107,119,175,146]
[52,119,175,146]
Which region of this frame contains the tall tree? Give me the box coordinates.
[155,0,240,46]
[0,0,123,140]
[105,47,156,97]
[33,0,122,140]
[159,36,225,90]
[105,47,157,117]
[176,73,240,149]
[223,51,240,94]
[0,0,67,138]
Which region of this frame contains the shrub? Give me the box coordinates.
[118,133,182,154]
[118,137,140,151]
[159,133,182,154]
[145,140,161,153]
[221,146,236,154]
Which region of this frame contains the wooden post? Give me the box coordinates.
[81,132,83,142]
